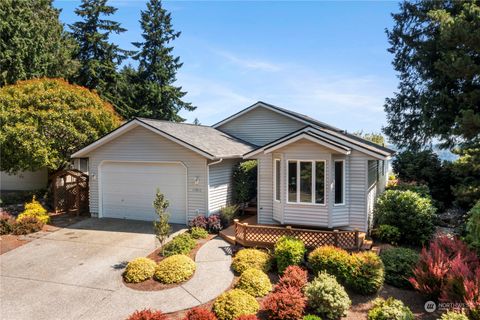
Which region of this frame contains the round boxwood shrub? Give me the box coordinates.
[235,268,272,297]
[440,311,469,320]
[190,227,209,239]
[274,236,306,273]
[162,233,196,256]
[262,286,306,320]
[127,309,168,320]
[274,265,308,291]
[232,248,271,274]
[371,224,401,245]
[154,254,195,284]
[367,297,414,320]
[307,245,356,283]
[124,257,157,283]
[303,316,322,320]
[380,247,419,289]
[212,289,259,320]
[373,190,436,245]
[183,307,217,320]
[304,271,351,319]
[347,251,384,295]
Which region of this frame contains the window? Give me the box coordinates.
[79,158,88,173]
[334,160,344,205]
[274,159,280,201]
[287,160,325,204]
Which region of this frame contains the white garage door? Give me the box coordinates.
[101,162,186,224]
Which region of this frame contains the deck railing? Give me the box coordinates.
[233,219,361,250]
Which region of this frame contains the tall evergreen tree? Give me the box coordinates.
[0,0,78,86]
[69,0,128,111]
[128,0,195,121]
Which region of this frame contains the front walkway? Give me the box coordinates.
[0,218,234,320]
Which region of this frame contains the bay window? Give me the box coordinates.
[287,160,325,204]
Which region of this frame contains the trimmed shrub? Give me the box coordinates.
[380,247,419,289]
[303,316,321,320]
[273,236,306,273]
[190,227,208,239]
[274,265,308,291]
[232,248,271,274]
[371,224,401,245]
[17,197,50,224]
[232,160,257,204]
[373,190,436,245]
[236,316,258,320]
[386,181,431,199]
[0,213,15,235]
[11,216,44,235]
[304,271,351,319]
[235,268,272,297]
[220,205,239,227]
[465,200,480,252]
[263,286,306,320]
[123,257,157,283]
[213,289,259,320]
[207,214,223,233]
[189,215,208,229]
[347,251,384,295]
[154,254,195,284]
[440,311,469,320]
[127,309,168,320]
[367,297,414,320]
[410,236,480,316]
[308,246,356,283]
[183,307,217,320]
[162,233,196,256]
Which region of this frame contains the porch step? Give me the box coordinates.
[371,246,381,255]
[243,206,257,214]
[219,229,236,245]
[361,239,373,250]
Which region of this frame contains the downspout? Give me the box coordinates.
[206,158,223,216]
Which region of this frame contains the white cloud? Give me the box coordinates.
[213,50,282,72]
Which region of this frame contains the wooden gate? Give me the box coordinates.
[52,170,89,215]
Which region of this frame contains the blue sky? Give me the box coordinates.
[54,0,400,134]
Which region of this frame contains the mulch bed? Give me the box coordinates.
[0,234,29,254]
[123,234,215,291]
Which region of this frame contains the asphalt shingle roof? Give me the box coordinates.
[137,118,256,158]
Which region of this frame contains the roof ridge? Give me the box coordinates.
[135,117,213,128]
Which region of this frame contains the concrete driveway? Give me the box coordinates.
[0,218,185,320]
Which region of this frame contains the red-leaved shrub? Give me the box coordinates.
[410,236,480,316]
[274,265,308,292]
[189,215,208,229]
[183,307,217,320]
[263,286,306,320]
[126,309,168,320]
[235,315,259,320]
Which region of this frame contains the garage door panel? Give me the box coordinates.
[101,162,186,223]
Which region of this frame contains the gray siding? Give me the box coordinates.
[0,169,48,191]
[87,125,208,222]
[258,153,275,224]
[348,151,369,231]
[331,155,349,227]
[208,159,239,214]
[217,106,305,146]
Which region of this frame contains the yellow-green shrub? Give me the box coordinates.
[232,248,271,274]
[347,251,385,294]
[213,289,259,320]
[308,246,356,283]
[235,268,272,297]
[17,197,50,224]
[154,254,195,284]
[124,257,157,283]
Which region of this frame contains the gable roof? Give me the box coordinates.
[72,118,255,160]
[214,101,395,155]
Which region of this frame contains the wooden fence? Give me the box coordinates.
[234,219,361,250]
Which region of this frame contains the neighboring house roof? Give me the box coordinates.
[213,101,395,155]
[72,118,255,160]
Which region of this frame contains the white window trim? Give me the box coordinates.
[286,159,326,206]
[273,159,281,202]
[333,159,346,206]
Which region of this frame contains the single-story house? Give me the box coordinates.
[1,169,48,191]
[72,101,394,231]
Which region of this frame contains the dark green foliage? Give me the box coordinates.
[233,161,257,205]
[273,236,306,274]
[219,205,239,227]
[386,182,431,200]
[0,189,47,206]
[374,190,436,246]
[465,200,480,252]
[451,144,480,209]
[371,224,401,245]
[117,0,195,120]
[152,189,171,253]
[0,0,78,85]
[380,247,419,289]
[162,233,196,257]
[70,0,129,109]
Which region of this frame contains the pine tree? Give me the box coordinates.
[0,0,78,86]
[69,0,128,109]
[128,0,195,121]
